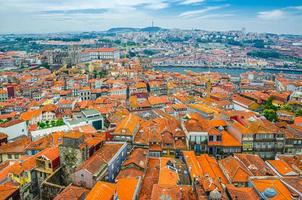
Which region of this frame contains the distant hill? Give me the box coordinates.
[107,27,139,33]
[107,26,167,33]
[140,26,166,32]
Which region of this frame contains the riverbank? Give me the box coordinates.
[155,64,302,72]
[154,66,302,76]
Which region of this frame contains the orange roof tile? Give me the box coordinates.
[151,185,196,200]
[159,158,179,185]
[184,113,209,132]
[116,178,139,200]
[63,131,83,139]
[86,181,115,200]
[139,158,160,200]
[20,109,42,121]
[226,184,260,200]
[251,178,295,200]
[267,160,298,176]
[0,132,8,140]
[234,154,274,176]
[209,119,227,128]
[113,113,141,136]
[183,151,203,179]
[42,104,58,112]
[294,116,302,126]
[221,131,241,147]
[0,182,19,199]
[86,178,139,200]
[148,96,170,106]
[73,124,97,134]
[38,146,59,161]
[219,156,252,184]
[277,155,302,172]
[0,119,24,128]
[123,148,148,169]
[117,168,144,180]
[0,136,31,154]
[196,154,228,192]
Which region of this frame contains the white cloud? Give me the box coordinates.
[179,5,229,18]
[287,5,302,11]
[0,0,169,12]
[144,2,169,10]
[197,13,233,19]
[258,9,285,20]
[180,0,205,5]
[257,5,302,21]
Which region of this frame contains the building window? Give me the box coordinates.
[15,154,19,159]
[23,171,28,177]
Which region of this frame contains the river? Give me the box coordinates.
[154,66,302,76]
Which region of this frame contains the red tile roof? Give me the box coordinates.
[0,182,19,199]
[219,156,252,184]
[226,184,260,200]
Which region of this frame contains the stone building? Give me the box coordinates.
[59,132,88,184]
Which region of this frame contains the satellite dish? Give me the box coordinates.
[263,188,277,198]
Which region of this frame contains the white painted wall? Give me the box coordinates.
[31,125,70,140]
[0,121,28,140]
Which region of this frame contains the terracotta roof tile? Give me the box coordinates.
[86,178,139,200]
[139,158,160,200]
[159,158,179,185]
[113,113,141,136]
[221,131,241,147]
[219,156,252,184]
[0,119,24,128]
[151,185,196,200]
[123,148,148,169]
[251,178,296,200]
[86,181,115,200]
[196,154,228,192]
[0,136,31,154]
[0,182,19,199]
[277,155,302,172]
[267,160,299,176]
[226,184,260,200]
[234,154,274,176]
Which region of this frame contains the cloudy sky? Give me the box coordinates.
[0,0,302,34]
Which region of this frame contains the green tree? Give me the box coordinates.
[264,109,278,122]
[51,120,56,126]
[98,70,108,78]
[93,69,98,78]
[56,119,65,126]
[39,122,46,129]
[280,104,292,112]
[263,97,278,111]
[295,109,302,117]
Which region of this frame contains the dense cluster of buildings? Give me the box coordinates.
[0,56,301,200]
[43,47,120,66]
[1,29,302,70]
